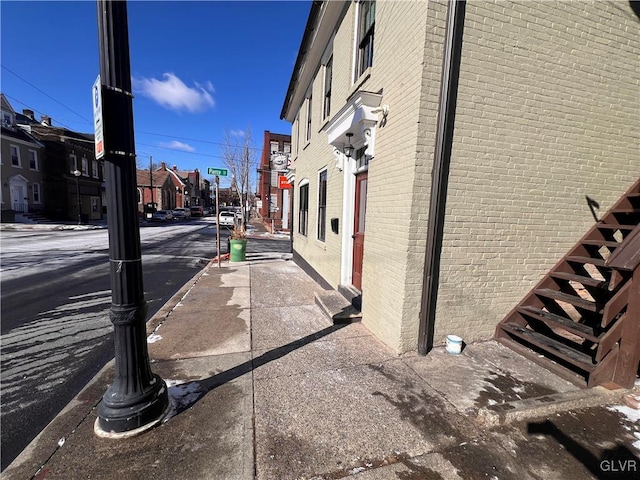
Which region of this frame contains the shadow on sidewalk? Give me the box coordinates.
[165,323,348,418]
[528,420,640,479]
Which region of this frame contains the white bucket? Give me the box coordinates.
[446,335,463,355]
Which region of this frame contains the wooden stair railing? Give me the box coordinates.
[495,178,640,388]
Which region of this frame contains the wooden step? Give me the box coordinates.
[534,288,601,312]
[518,306,599,342]
[549,271,608,289]
[580,239,622,249]
[499,323,596,372]
[596,224,637,231]
[566,256,609,268]
[610,207,640,215]
[495,336,588,388]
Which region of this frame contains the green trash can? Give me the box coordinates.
[229,239,247,262]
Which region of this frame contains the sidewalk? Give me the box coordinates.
[4,252,640,479]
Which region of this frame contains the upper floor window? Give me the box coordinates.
[270,141,279,153]
[70,154,78,172]
[28,150,38,170]
[3,113,12,127]
[284,143,291,154]
[306,95,313,142]
[81,157,89,176]
[92,160,99,178]
[323,56,333,120]
[299,182,309,236]
[33,183,41,203]
[356,0,376,79]
[10,145,20,167]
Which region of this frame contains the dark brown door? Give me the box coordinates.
[352,172,368,290]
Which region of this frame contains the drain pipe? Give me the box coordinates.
[418,0,467,355]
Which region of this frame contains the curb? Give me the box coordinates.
[475,386,629,427]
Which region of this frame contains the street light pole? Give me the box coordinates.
[94,0,169,437]
[73,169,82,224]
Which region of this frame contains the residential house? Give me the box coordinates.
[257,131,292,231]
[281,1,639,386]
[136,168,176,216]
[21,114,104,222]
[1,95,45,222]
[158,163,203,209]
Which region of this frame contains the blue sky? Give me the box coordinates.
[1,0,310,187]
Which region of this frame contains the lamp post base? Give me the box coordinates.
[95,374,170,438]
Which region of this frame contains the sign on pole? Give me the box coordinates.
[278,175,292,189]
[92,75,104,159]
[208,167,228,176]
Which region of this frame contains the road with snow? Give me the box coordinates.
[0,218,223,470]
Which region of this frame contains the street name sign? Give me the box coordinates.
[208,167,228,176]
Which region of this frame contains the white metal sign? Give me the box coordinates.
[92,75,104,159]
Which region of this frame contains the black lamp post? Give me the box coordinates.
[73,169,82,224]
[94,0,169,437]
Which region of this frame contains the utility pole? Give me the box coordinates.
[215,175,220,268]
[149,156,154,217]
[94,0,169,437]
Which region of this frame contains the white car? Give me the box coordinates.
[218,211,235,227]
[172,207,191,220]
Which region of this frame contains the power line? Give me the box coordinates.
[1,65,92,124]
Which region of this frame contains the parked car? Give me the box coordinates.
[202,208,211,216]
[218,211,236,227]
[151,210,174,222]
[190,205,204,217]
[172,207,191,220]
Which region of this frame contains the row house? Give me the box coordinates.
[1,94,45,221]
[257,130,292,231]
[157,163,203,209]
[282,1,639,387]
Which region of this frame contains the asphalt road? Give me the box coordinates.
[0,218,227,470]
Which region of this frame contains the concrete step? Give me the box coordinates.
[315,291,362,324]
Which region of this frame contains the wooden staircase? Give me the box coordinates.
[495,178,640,389]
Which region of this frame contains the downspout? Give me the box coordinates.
[418,0,466,355]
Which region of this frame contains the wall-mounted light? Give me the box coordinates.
[343,133,354,158]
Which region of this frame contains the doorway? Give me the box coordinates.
[352,172,368,290]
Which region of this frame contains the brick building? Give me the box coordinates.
[281,0,639,359]
[257,131,292,231]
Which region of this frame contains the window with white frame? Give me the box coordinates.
[10,145,20,167]
[299,182,309,236]
[33,183,41,203]
[28,150,38,170]
[92,160,99,178]
[284,143,291,154]
[323,56,333,120]
[81,157,88,176]
[356,0,376,79]
[317,169,327,242]
[306,95,312,142]
[270,141,279,153]
[70,154,78,172]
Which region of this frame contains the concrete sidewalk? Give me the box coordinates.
[4,254,640,479]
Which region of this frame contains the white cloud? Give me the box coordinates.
[132,73,215,113]
[159,140,196,152]
[229,130,245,137]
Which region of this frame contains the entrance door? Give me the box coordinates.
[10,176,28,213]
[352,172,368,290]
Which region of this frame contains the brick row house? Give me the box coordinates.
[282,1,639,386]
[257,130,292,231]
[1,94,104,222]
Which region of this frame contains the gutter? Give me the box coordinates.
[418,0,467,355]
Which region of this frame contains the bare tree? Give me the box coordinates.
[221,127,257,234]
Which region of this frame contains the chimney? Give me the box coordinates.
[41,115,52,126]
[23,109,35,120]
[173,165,177,171]
[161,162,166,170]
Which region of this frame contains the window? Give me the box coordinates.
[28,150,38,170]
[70,154,78,172]
[270,141,279,153]
[10,145,20,167]
[317,169,327,242]
[81,157,89,176]
[92,160,99,178]
[323,56,333,119]
[357,0,376,78]
[3,113,11,127]
[295,114,300,154]
[284,143,291,154]
[306,95,312,142]
[33,183,41,203]
[299,183,309,236]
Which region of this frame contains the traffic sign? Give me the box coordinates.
[208,167,228,176]
[92,75,104,159]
